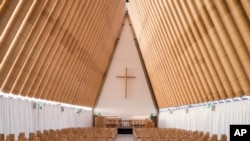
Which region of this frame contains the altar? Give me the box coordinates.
[94,116,155,128]
[104,117,154,128]
[105,117,146,134]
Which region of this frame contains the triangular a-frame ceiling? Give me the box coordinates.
[0,0,249,109]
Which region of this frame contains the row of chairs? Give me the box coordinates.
[0,127,117,141]
[133,128,227,141]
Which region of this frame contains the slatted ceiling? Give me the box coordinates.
[206,0,250,95]
[176,0,207,102]
[51,0,90,102]
[242,1,250,20]
[182,0,221,102]
[196,2,229,99]
[171,0,202,102]
[129,0,250,108]
[191,0,221,100]
[205,0,239,97]
[74,2,105,105]
[6,0,50,95]
[178,1,213,101]
[166,0,194,103]
[169,0,212,105]
[131,2,141,41]
[153,1,184,106]
[111,3,125,39]
[188,1,221,100]
[0,0,39,91]
[164,2,190,105]
[69,0,124,106]
[47,0,89,100]
[19,0,58,97]
[0,0,18,38]
[26,1,66,98]
[38,1,74,98]
[55,2,90,101]
[225,2,250,75]
[228,0,250,49]
[0,0,125,107]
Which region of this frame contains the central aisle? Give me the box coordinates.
[116,134,134,141]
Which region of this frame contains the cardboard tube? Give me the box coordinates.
[0,0,33,88]
[214,0,249,96]
[240,0,250,20]
[195,0,235,98]
[227,0,250,50]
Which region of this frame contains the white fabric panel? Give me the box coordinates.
[0,97,92,138]
[159,100,250,140]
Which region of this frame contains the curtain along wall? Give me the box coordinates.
[159,100,250,140]
[0,96,92,138]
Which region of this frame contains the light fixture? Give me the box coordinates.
[225,98,233,102]
[233,97,241,101]
[241,95,250,100]
[0,91,92,111]
[159,96,250,112]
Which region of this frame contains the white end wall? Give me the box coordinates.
[94,16,157,119]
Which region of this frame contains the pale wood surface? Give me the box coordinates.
[116,67,136,98]
[129,0,250,108]
[0,0,125,107]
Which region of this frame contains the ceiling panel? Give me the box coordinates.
[128,0,250,108]
[0,0,125,107]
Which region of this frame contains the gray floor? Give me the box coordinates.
[116,134,134,141]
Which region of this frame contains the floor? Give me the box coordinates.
[116,134,134,141]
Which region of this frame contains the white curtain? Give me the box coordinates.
[158,100,250,140]
[0,97,93,139]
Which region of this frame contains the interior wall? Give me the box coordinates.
[94,16,157,119]
[158,100,250,140]
[0,96,92,138]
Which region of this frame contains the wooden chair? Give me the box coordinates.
[18,132,27,141]
[43,130,49,136]
[208,134,217,141]
[58,138,67,141]
[96,138,109,141]
[0,134,5,141]
[6,134,15,141]
[36,130,42,139]
[220,134,227,141]
[29,133,36,140]
[140,137,151,141]
[84,137,95,141]
[199,132,209,141]
[40,135,46,141]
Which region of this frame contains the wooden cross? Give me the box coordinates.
[116,67,136,98]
